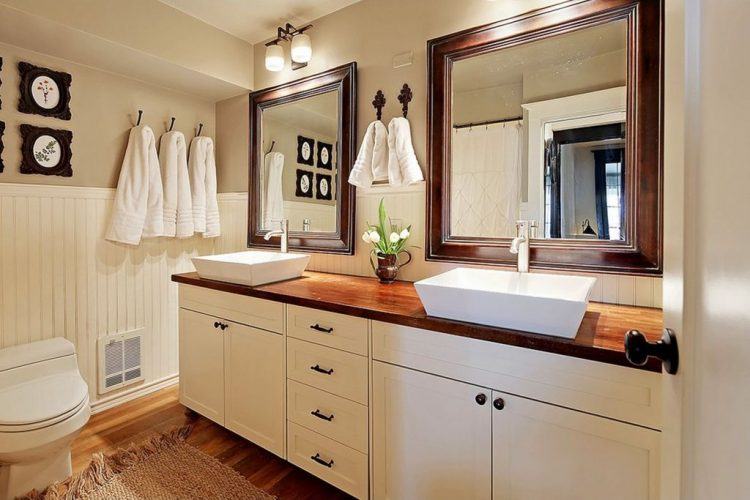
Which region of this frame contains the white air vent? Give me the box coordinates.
[98,329,144,394]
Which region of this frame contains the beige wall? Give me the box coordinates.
[0,42,215,188]
[215,94,249,193]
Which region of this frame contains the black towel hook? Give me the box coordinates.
[398,84,412,118]
[266,140,276,154]
[372,90,386,121]
[196,123,203,137]
[168,117,176,132]
[136,109,143,126]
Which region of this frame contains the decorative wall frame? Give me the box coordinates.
[18,62,72,120]
[295,169,313,198]
[0,57,4,110]
[316,173,332,200]
[0,121,5,173]
[317,141,333,169]
[20,124,73,177]
[297,135,314,165]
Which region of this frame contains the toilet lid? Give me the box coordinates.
[0,372,88,429]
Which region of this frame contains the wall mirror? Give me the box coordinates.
[427,0,662,274]
[249,62,356,254]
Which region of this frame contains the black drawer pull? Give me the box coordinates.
[311,409,334,421]
[310,323,334,334]
[214,321,221,329]
[213,321,228,331]
[310,364,334,375]
[311,453,334,468]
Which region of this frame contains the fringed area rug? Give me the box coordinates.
[21,425,275,500]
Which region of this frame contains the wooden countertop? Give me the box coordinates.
[172,271,663,372]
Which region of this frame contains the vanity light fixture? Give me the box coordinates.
[264,23,313,71]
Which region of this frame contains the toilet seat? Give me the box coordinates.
[0,372,88,433]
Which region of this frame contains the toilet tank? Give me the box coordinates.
[0,338,81,389]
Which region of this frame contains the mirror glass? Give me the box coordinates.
[260,90,339,233]
[450,19,627,240]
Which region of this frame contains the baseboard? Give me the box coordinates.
[90,374,179,414]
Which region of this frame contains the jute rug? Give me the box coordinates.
[22,425,275,500]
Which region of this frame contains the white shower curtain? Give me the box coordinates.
[264,152,285,229]
[451,121,522,238]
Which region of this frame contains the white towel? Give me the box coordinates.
[189,136,220,238]
[387,117,424,186]
[348,120,388,187]
[264,152,285,228]
[160,131,193,238]
[106,125,164,245]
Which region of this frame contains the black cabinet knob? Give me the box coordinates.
[475,393,487,405]
[625,328,679,374]
[493,397,505,410]
[214,321,221,329]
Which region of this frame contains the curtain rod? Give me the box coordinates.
[453,116,523,129]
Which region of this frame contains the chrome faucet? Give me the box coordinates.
[509,220,537,273]
[264,219,289,253]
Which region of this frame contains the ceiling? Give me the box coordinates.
[159,0,361,43]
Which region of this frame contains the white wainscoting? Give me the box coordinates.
[0,184,247,409]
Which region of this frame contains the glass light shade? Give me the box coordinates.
[291,33,312,63]
[265,44,284,72]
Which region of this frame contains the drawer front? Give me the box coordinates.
[287,422,368,499]
[287,338,368,404]
[287,305,368,355]
[287,380,368,453]
[179,284,284,333]
[372,321,661,429]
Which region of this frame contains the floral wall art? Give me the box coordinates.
[18,61,72,120]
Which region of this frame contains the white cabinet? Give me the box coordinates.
[225,321,285,457]
[372,361,492,500]
[179,308,225,425]
[492,391,660,500]
[178,305,285,458]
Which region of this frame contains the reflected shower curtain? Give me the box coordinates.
[451,121,522,238]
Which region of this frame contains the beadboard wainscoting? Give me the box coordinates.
[0,184,248,410]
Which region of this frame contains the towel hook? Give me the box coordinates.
[397,84,412,118]
[168,117,176,132]
[266,140,276,154]
[196,123,203,137]
[136,109,143,126]
[372,90,386,121]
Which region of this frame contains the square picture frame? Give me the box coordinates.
[295,169,313,198]
[18,61,72,120]
[297,135,314,166]
[315,173,333,200]
[317,141,333,169]
[20,124,73,177]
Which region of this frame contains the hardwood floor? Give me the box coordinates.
[72,385,353,499]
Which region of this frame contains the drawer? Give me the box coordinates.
[287,305,368,355]
[179,284,284,333]
[287,338,368,404]
[287,421,368,499]
[372,320,661,429]
[287,380,368,453]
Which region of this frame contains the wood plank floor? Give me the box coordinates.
[72,385,353,499]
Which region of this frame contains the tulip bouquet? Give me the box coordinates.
[363,199,413,283]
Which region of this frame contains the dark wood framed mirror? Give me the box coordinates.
[248,62,357,254]
[426,0,662,274]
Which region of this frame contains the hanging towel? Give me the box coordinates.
[159,131,194,238]
[189,136,220,238]
[264,152,285,228]
[348,120,389,187]
[387,117,424,186]
[106,125,164,245]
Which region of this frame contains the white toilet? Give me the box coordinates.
[0,338,90,499]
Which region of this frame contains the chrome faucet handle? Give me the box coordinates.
[270,218,288,231]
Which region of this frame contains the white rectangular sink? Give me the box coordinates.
[414,268,597,338]
[191,251,310,287]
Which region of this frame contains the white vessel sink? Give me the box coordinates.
[414,268,597,338]
[191,251,310,287]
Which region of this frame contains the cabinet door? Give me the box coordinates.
[224,321,285,458]
[492,391,660,500]
[372,361,491,500]
[178,308,225,424]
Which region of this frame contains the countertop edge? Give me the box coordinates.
[171,273,662,373]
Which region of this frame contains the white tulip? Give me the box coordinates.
[390,232,400,243]
[362,231,372,243]
[369,231,381,243]
[400,228,410,239]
